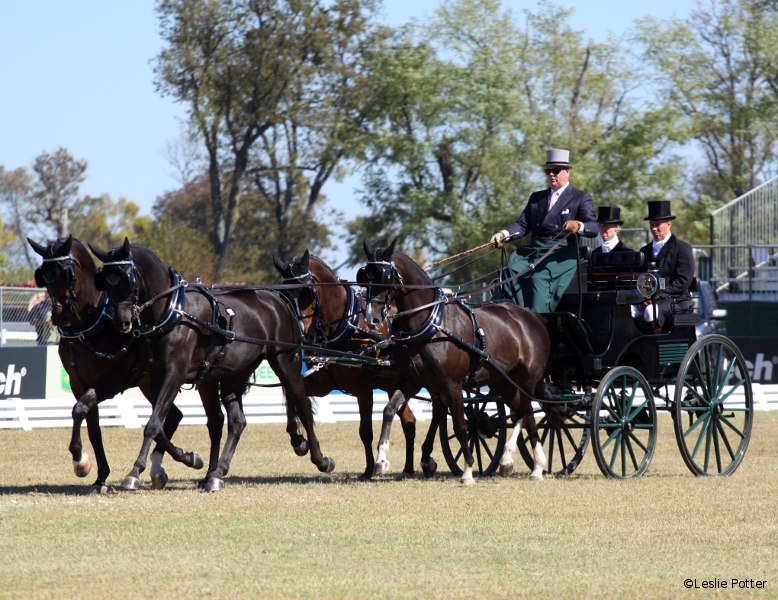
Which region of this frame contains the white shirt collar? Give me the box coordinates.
[601,235,619,253]
[652,232,673,256]
[550,183,569,197]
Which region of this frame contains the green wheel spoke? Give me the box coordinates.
[717,378,747,404]
[608,433,621,471]
[627,397,650,421]
[719,413,747,439]
[683,411,709,438]
[688,414,711,460]
[626,430,650,454]
[714,418,735,465]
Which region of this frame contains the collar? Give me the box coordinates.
[550,183,570,197]
[600,235,619,252]
[652,232,673,256]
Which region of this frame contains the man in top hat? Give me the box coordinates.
[592,206,632,253]
[490,148,597,312]
[633,200,695,330]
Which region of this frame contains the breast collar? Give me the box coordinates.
[57,292,112,340]
[312,284,362,347]
[390,287,446,344]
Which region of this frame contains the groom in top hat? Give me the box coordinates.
[592,206,632,254]
[490,148,597,312]
[634,200,695,329]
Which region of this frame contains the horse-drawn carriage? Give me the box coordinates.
[433,244,753,479]
[29,233,753,491]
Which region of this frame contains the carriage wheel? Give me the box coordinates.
[517,399,590,476]
[438,393,507,476]
[591,366,657,479]
[673,334,753,476]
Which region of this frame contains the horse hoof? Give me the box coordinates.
[530,470,544,481]
[498,463,515,477]
[73,454,91,478]
[318,457,335,473]
[460,476,475,486]
[202,477,224,492]
[186,452,204,470]
[357,472,373,482]
[373,460,389,477]
[120,476,141,491]
[150,470,169,490]
[91,483,110,495]
[294,440,309,457]
[421,459,437,478]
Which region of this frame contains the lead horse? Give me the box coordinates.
[28,236,203,492]
[273,250,419,479]
[89,238,335,491]
[360,238,551,484]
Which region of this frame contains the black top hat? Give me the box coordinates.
[644,200,676,221]
[596,206,623,225]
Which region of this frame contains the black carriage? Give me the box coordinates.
[439,248,754,479]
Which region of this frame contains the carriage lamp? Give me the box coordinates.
[636,272,659,297]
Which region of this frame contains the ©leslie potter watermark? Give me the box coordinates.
[684,578,767,590]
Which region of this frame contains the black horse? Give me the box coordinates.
[89,238,335,491]
[273,250,419,479]
[27,236,203,493]
[359,239,551,484]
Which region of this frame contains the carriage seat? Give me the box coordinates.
[589,250,644,272]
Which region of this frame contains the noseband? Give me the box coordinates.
[96,259,142,326]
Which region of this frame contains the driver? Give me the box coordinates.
[490,149,597,312]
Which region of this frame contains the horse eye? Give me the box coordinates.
[104,270,125,286]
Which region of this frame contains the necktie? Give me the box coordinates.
[548,190,559,210]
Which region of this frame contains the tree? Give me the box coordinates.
[636,0,778,200]
[154,0,387,278]
[345,0,687,269]
[30,147,87,239]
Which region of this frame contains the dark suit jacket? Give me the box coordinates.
[592,240,632,253]
[639,234,695,301]
[506,185,597,240]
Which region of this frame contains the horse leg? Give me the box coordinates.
[420,400,444,478]
[520,390,546,481]
[356,387,375,481]
[84,404,110,494]
[499,415,524,477]
[122,368,198,490]
[196,381,225,483]
[445,386,476,486]
[149,404,184,490]
[398,398,417,477]
[284,400,309,457]
[375,389,402,477]
[68,388,99,482]
[199,381,247,492]
[270,353,335,474]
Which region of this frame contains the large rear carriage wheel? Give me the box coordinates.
[518,399,590,476]
[591,366,657,478]
[438,393,507,476]
[673,334,753,476]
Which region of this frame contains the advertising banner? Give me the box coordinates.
[0,346,48,399]
[731,337,778,385]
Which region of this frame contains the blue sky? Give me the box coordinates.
[0,0,695,264]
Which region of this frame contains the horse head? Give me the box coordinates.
[359,238,439,333]
[274,250,352,342]
[89,238,171,334]
[27,235,101,329]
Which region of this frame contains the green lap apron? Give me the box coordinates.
[501,236,577,313]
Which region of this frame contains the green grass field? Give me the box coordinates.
[1,411,776,599]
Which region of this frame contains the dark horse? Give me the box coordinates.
[273,250,419,479]
[360,239,551,484]
[27,236,203,493]
[89,238,335,491]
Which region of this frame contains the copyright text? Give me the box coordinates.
[684,578,767,590]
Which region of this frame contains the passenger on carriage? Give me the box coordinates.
[631,200,695,331]
[490,148,597,313]
[592,206,632,254]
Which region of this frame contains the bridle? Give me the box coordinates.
[96,258,142,327]
[356,259,403,327]
[35,253,83,320]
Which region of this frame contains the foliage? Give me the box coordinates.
[154,0,387,278]
[635,0,778,199]
[346,0,686,268]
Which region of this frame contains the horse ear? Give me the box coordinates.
[34,268,46,288]
[122,237,131,254]
[28,237,48,258]
[381,237,398,261]
[300,250,309,269]
[62,235,73,254]
[88,242,109,263]
[272,252,286,274]
[363,239,374,259]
